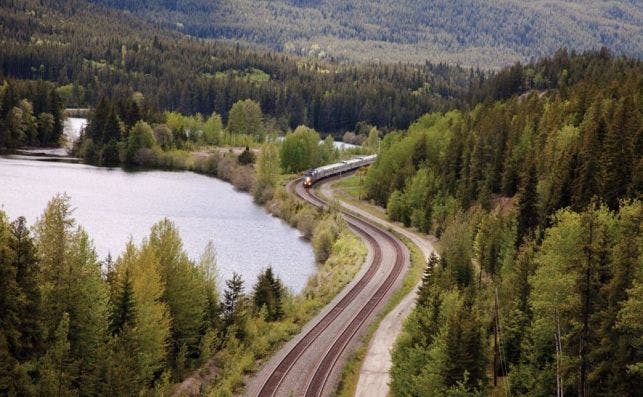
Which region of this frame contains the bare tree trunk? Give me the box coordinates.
[579,218,594,397]
[555,310,564,397]
[493,290,499,387]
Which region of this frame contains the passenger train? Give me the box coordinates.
[303,155,377,188]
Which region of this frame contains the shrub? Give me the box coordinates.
[231,166,255,192]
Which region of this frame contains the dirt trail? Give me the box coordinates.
[320,181,437,397]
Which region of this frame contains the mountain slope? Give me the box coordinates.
[0,0,473,134]
[90,0,642,67]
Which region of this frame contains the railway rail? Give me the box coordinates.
[253,176,407,397]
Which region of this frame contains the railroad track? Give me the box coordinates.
[254,178,407,397]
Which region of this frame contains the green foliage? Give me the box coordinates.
[0,186,367,395]
[148,219,209,374]
[227,99,264,141]
[253,141,281,204]
[280,125,322,173]
[34,194,109,395]
[221,273,247,342]
[367,52,641,239]
[37,313,75,397]
[124,120,157,165]
[311,214,342,263]
[108,269,136,336]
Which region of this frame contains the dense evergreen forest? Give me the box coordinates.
[363,52,642,396]
[88,0,642,67]
[0,0,473,136]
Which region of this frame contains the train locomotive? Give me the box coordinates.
[303,154,377,188]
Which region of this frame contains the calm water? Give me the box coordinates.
[0,156,315,292]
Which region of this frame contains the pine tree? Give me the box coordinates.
[590,201,642,395]
[117,241,170,385]
[516,162,538,245]
[100,328,142,397]
[572,101,606,210]
[443,297,486,389]
[48,88,64,145]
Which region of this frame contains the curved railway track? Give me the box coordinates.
[254,177,407,397]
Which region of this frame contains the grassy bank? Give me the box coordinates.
[186,176,366,395]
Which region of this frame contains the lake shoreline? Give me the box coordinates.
[0,155,316,293]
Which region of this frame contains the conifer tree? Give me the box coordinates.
[600,96,638,210]
[253,267,284,321]
[38,313,75,397]
[417,252,439,304]
[35,195,109,395]
[222,272,246,339]
[109,269,136,336]
[148,219,207,371]
[10,216,43,361]
[516,162,539,245]
[0,213,23,392]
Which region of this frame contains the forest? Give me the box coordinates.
[361,51,642,396]
[0,187,368,395]
[0,0,474,135]
[88,0,641,67]
[0,0,641,394]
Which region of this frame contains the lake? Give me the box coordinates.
[0,156,315,292]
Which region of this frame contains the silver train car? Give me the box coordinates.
[303,155,377,188]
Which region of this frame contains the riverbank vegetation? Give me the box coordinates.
[361,51,642,396]
[0,188,366,396]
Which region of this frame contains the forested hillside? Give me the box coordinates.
[89,0,642,67]
[363,51,642,396]
[0,0,473,135]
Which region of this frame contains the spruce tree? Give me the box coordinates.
[253,267,284,321]
[222,272,246,339]
[516,162,538,245]
[417,252,439,304]
[109,270,136,336]
[600,96,638,210]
